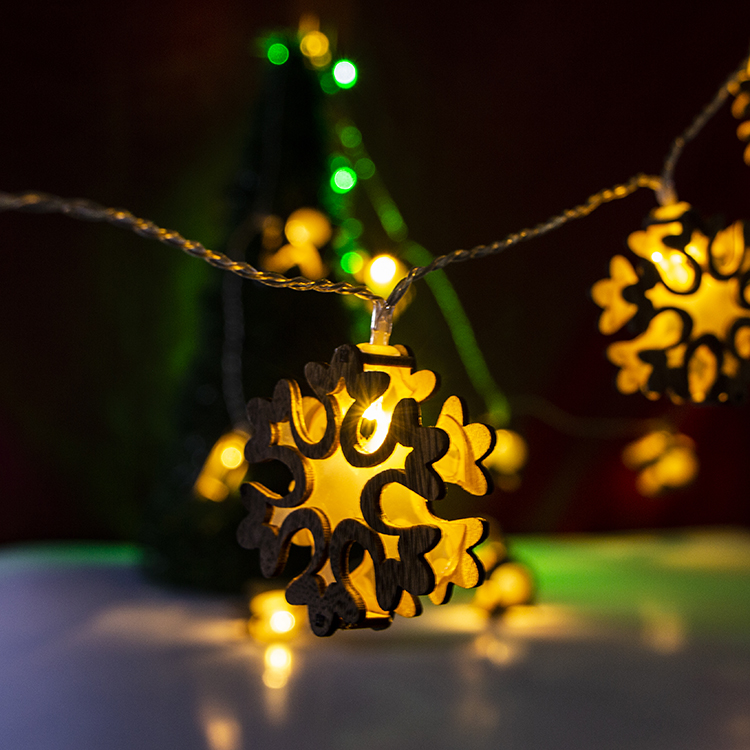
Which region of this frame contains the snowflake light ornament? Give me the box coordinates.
[237,341,494,636]
[592,202,750,403]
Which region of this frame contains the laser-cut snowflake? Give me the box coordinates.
[237,342,494,636]
[592,202,750,403]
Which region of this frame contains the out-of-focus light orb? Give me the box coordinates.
[363,255,409,299]
[194,429,249,502]
[300,30,329,58]
[269,610,296,634]
[340,251,365,275]
[341,217,363,238]
[249,589,304,642]
[485,429,527,475]
[355,158,376,180]
[265,644,292,670]
[339,125,362,149]
[332,59,358,88]
[623,429,698,496]
[368,255,397,285]
[473,560,534,615]
[262,644,293,689]
[220,446,243,470]
[320,72,338,95]
[330,166,357,193]
[267,43,289,66]
[284,208,331,248]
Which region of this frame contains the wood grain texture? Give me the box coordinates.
[237,343,492,635]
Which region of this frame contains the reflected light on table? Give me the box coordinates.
[473,632,525,667]
[200,704,242,750]
[248,589,305,643]
[262,645,294,724]
[640,603,687,654]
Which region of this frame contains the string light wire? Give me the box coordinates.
[1,54,747,314]
[658,54,750,206]
[0,191,381,303]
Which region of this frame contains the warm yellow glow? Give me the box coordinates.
[262,243,325,280]
[369,255,397,284]
[261,209,331,280]
[729,66,750,166]
[623,429,698,496]
[262,645,293,690]
[202,712,241,750]
[300,30,329,59]
[473,561,534,613]
[263,343,491,623]
[269,610,296,634]
[591,255,639,335]
[284,208,331,248]
[484,429,527,476]
[265,645,292,670]
[622,430,670,468]
[248,590,304,642]
[594,204,750,402]
[220,446,243,470]
[194,430,249,502]
[359,397,392,453]
[628,218,697,292]
[364,255,408,298]
[607,310,683,395]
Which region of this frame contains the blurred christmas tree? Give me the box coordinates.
[142,26,355,592]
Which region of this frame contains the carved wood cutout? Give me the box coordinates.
[237,342,495,636]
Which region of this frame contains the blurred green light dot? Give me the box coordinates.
[267,43,290,65]
[331,167,357,193]
[355,158,376,179]
[341,251,365,275]
[340,125,362,149]
[380,206,404,232]
[333,60,358,88]
[341,217,363,239]
[320,73,338,95]
[329,154,350,171]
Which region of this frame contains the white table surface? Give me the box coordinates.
[0,531,748,750]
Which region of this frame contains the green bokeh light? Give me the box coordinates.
[341,251,365,275]
[341,217,363,239]
[331,167,358,193]
[333,60,358,88]
[329,154,351,171]
[355,158,375,179]
[340,125,362,148]
[267,43,290,65]
[379,205,404,233]
[320,72,338,95]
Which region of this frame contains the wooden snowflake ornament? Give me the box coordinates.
[237,341,494,636]
[592,202,750,403]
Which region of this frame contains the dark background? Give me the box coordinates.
[2,0,750,545]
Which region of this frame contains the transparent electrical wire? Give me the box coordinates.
[658,55,750,206]
[0,191,381,303]
[1,53,747,310]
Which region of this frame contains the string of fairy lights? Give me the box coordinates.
[1,22,748,503]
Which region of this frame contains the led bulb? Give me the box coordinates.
[332,60,358,88]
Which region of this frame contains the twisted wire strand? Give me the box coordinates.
[0,191,382,303]
[385,173,662,307]
[659,55,750,206]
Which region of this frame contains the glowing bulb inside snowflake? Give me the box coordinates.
[592,202,750,403]
[237,342,495,635]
